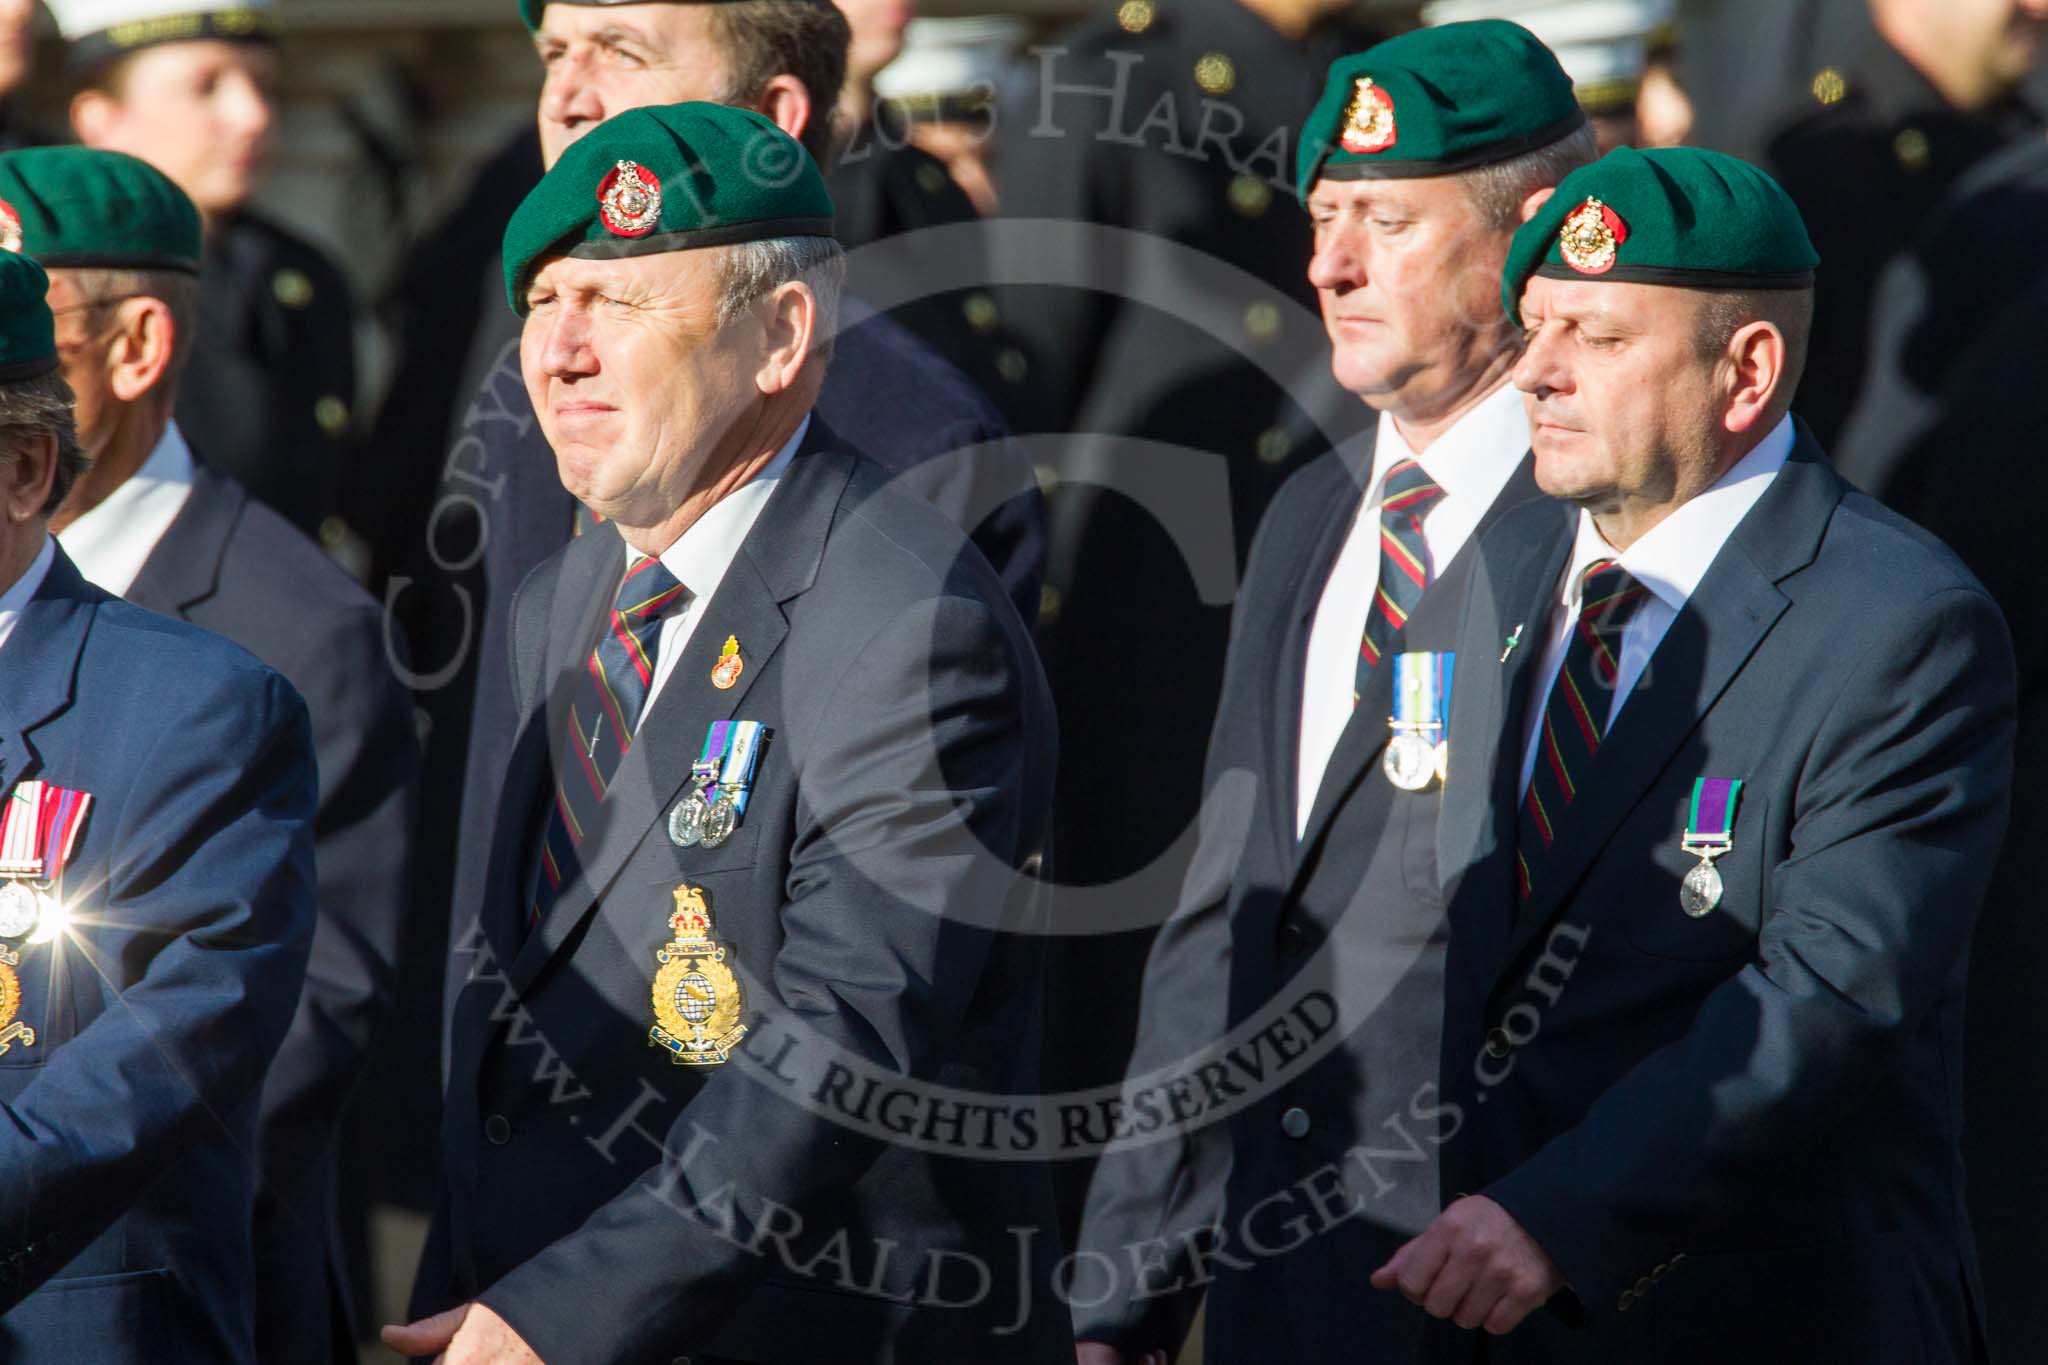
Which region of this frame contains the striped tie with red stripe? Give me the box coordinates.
[1355,458,1447,700]
[1515,559,1649,902]
[529,555,688,929]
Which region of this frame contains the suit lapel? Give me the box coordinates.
[1294,456,1541,866]
[1268,449,1373,862]
[1438,502,1574,1000]
[0,549,95,792]
[122,466,238,619]
[1485,436,1840,988]
[504,429,855,995]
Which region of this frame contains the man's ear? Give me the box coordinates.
[107,298,179,405]
[2,429,57,525]
[1722,320,1788,435]
[754,280,817,396]
[755,75,814,149]
[1519,185,1557,224]
[70,89,115,146]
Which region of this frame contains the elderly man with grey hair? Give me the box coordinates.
[0,247,318,1363]
[393,103,1061,1365]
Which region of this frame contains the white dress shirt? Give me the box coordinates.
[0,534,55,657]
[1296,382,1531,835]
[635,414,807,717]
[1518,415,1796,796]
[57,420,197,596]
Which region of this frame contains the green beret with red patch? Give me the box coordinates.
[1500,145,1819,326]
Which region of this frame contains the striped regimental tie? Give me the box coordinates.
[1516,559,1651,902]
[529,555,688,930]
[1354,458,1447,701]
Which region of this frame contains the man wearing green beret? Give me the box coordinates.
[0,248,319,1362]
[387,102,1060,1365]
[1069,22,1594,1365]
[412,0,1043,1121]
[0,144,418,1365]
[1374,145,2011,1359]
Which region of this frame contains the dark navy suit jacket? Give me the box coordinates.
[437,304,1046,1066]
[415,421,1065,1363]
[1430,433,2011,1363]
[124,463,418,1362]
[0,546,317,1361]
[1074,440,1541,1364]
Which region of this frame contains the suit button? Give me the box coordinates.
[1617,1289,1633,1312]
[1280,1106,1311,1139]
[1484,1028,1513,1059]
[484,1114,513,1145]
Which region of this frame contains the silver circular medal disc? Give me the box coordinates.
[1680,860,1724,917]
[701,797,738,849]
[668,793,709,848]
[0,881,40,939]
[1382,733,1437,792]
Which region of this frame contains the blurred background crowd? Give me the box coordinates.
[2,0,2041,1360]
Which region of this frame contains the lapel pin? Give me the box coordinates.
[1499,623,1524,664]
[711,635,744,690]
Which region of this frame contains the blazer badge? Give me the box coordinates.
[649,884,747,1066]
[0,947,34,1056]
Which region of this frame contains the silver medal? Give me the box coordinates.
[668,790,711,848]
[1382,732,1438,792]
[700,794,739,849]
[0,881,39,939]
[1679,859,1723,917]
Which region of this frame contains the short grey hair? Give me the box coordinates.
[0,370,86,517]
[1462,121,1600,232]
[716,234,848,365]
[65,266,203,395]
[1693,287,1816,417]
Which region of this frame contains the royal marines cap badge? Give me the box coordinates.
[1558,197,1627,275]
[1338,77,1398,155]
[0,199,20,255]
[598,159,664,238]
[649,884,748,1066]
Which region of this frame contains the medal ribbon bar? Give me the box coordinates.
[1680,777,1742,856]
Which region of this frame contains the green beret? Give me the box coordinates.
[1500,145,1819,325]
[0,148,202,274]
[1297,20,1585,199]
[503,102,834,314]
[0,251,58,382]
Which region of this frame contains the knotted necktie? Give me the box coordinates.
[1515,559,1650,902]
[1354,458,1447,701]
[529,556,688,929]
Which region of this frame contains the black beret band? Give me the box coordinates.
[1532,262,1816,291]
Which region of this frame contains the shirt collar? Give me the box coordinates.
[1369,380,1530,509]
[54,421,196,596]
[636,414,809,598]
[1563,414,1796,612]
